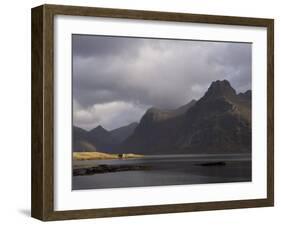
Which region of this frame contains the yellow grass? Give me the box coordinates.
[73,151,143,160]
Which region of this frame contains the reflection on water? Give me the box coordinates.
[72,154,252,190]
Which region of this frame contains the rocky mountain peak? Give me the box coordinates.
[73,80,251,154]
[91,125,108,134]
[203,80,236,100]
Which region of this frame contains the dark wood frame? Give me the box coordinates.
[31,4,274,221]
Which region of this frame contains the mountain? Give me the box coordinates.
[72,126,97,152]
[72,125,117,152]
[72,123,138,152]
[176,80,251,154]
[73,80,252,155]
[120,99,197,154]
[110,122,138,143]
[174,99,197,116]
[121,80,251,154]
[87,126,118,152]
[140,99,196,123]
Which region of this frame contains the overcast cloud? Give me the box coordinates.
[73,35,251,130]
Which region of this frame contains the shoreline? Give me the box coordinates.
[73,164,150,176]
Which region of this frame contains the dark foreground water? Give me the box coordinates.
[72,154,251,190]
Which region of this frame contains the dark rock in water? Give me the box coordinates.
[73,164,150,176]
[198,161,226,167]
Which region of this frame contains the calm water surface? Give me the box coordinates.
[72,154,251,190]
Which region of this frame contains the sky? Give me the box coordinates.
[72,35,252,131]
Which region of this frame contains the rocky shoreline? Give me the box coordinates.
[73,164,150,176]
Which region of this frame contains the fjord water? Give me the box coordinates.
[72,154,251,190]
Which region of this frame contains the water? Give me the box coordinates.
[72,154,252,190]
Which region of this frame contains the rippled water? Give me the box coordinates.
[72,153,252,190]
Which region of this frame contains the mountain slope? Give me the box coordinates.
[121,80,251,154]
[87,126,118,152]
[176,80,251,153]
[120,99,197,154]
[72,126,97,152]
[110,122,138,143]
[72,123,139,152]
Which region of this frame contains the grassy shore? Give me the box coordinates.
[73,151,143,160]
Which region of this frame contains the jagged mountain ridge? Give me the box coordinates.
[73,80,252,154]
[176,80,251,154]
[121,80,251,154]
[73,123,138,152]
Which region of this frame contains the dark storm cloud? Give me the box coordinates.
[72,35,143,58]
[72,35,251,130]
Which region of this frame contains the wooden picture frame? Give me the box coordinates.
[31,4,274,221]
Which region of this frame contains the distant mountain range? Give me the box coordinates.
[73,122,138,152]
[73,80,251,154]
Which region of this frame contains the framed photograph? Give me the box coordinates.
[31,4,274,221]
